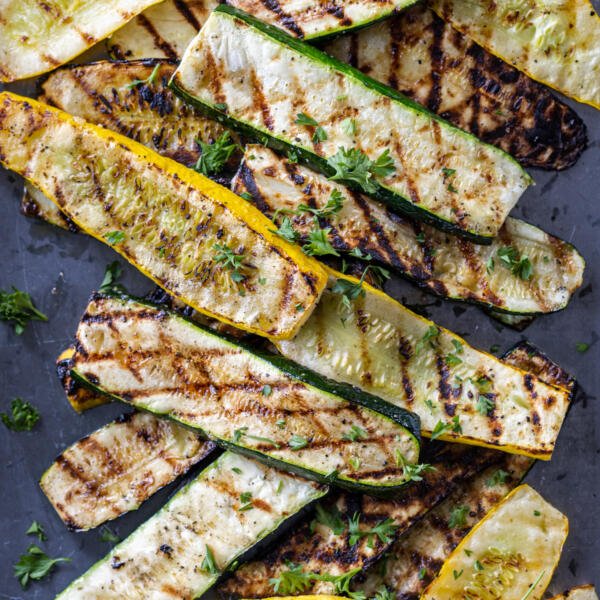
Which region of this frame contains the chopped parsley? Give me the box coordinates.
[239,491,254,511]
[288,434,309,450]
[327,147,395,194]
[430,416,461,441]
[415,325,440,353]
[295,113,319,127]
[1,398,40,432]
[374,586,395,600]
[99,261,125,293]
[313,126,328,143]
[201,545,219,575]
[448,505,470,528]
[26,521,47,542]
[343,425,368,442]
[453,569,463,580]
[126,63,161,89]
[194,132,238,176]
[0,287,47,334]
[311,503,345,535]
[213,243,247,283]
[576,342,590,353]
[302,227,339,257]
[232,427,281,448]
[99,525,120,544]
[496,246,533,280]
[239,191,253,201]
[486,468,510,487]
[418,567,427,580]
[476,394,495,416]
[341,118,357,136]
[14,545,70,589]
[348,513,398,548]
[331,265,390,311]
[269,562,313,594]
[262,384,272,396]
[521,570,546,600]
[273,216,299,243]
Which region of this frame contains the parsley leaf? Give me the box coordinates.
[239,491,254,511]
[476,395,495,416]
[327,147,395,194]
[298,189,345,219]
[311,503,345,535]
[313,126,328,143]
[0,287,47,334]
[126,63,161,89]
[105,230,126,245]
[232,427,281,448]
[213,243,247,283]
[295,113,319,127]
[1,398,40,431]
[374,586,395,600]
[273,216,299,243]
[201,544,219,575]
[343,425,368,442]
[99,261,124,293]
[302,227,339,257]
[289,434,309,450]
[332,265,390,310]
[401,461,436,482]
[194,132,238,176]
[14,545,70,589]
[269,562,313,594]
[576,342,590,353]
[26,521,47,542]
[99,525,119,544]
[496,246,533,280]
[486,468,510,487]
[415,325,440,353]
[348,513,398,548]
[448,505,469,528]
[430,416,461,441]
[341,118,357,136]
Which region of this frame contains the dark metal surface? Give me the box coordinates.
[0,67,598,600]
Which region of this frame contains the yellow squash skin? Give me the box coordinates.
[0,92,327,339]
[276,268,571,459]
[421,484,568,600]
[431,0,600,110]
[0,0,162,82]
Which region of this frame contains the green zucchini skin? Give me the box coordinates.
[69,291,421,494]
[56,451,327,598]
[170,5,532,245]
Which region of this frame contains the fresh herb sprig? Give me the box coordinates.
[14,545,70,589]
[213,244,247,283]
[1,398,40,431]
[327,147,395,194]
[194,132,239,176]
[496,246,533,280]
[0,287,47,334]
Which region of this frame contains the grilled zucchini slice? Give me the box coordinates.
[0,92,327,340]
[68,292,421,492]
[171,5,531,244]
[234,146,584,315]
[20,60,238,231]
[431,0,600,110]
[324,4,587,171]
[40,412,215,531]
[357,341,575,598]
[551,586,599,600]
[220,443,499,598]
[57,451,326,598]
[276,269,571,459]
[421,484,568,600]
[108,0,420,60]
[0,0,161,82]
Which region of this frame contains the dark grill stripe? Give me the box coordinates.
[258,0,304,38]
[136,14,179,61]
[173,0,203,30]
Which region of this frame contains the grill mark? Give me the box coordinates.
[347,33,359,68]
[203,48,226,106]
[136,14,179,61]
[426,14,444,113]
[56,454,91,484]
[258,0,305,38]
[249,68,274,131]
[388,12,405,89]
[238,164,271,213]
[173,0,202,30]
[78,435,125,477]
[391,136,420,204]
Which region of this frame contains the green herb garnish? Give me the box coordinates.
[497,246,533,280]
[343,425,368,442]
[213,243,247,283]
[289,434,309,450]
[1,398,40,432]
[448,505,469,528]
[194,132,238,176]
[201,544,219,575]
[126,63,161,89]
[327,147,395,194]
[14,545,70,589]
[0,287,47,334]
[311,503,345,535]
[26,521,47,542]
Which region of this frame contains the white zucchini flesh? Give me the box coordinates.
[0,0,162,82]
[172,7,532,243]
[234,146,584,315]
[40,412,215,531]
[276,272,572,459]
[431,0,600,110]
[57,452,325,598]
[421,484,568,600]
[70,293,421,490]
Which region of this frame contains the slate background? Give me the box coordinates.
[0,45,598,600]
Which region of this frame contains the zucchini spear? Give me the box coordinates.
[276,269,572,459]
[431,0,600,110]
[234,145,584,316]
[0,91,327,340]
[0,0,161,82]
[41,412,216,531]
[57,452,326,598]
[171,5,532,244]
[67,291,421,493]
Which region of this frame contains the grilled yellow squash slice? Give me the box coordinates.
[421,484,568,600]
[551,586,599,600]
[431,0,600,110]
[20,60,237,231]
[0,0,162,82]
[57,452,326,598]
[276,269,571,459]
[234,146,584,315]
[41,412,215,530]
[0,92,327,339]
[108,0,420,59]
[171,5,532,244]
[324,4,588,171]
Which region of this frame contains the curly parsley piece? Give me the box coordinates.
[332,265,390,311]
[348,513,398,548]
[213,243,247,283]
[327,147,395,194]
[496,246,533,280]
[1,398,40,432]
[0,287,47,334]
[311,503,345,535]
[194,132,238,176]
[126,63,161,89]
